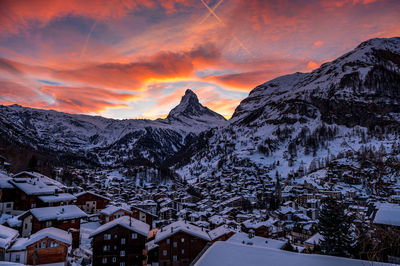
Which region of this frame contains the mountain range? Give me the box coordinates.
[1,37,400,181]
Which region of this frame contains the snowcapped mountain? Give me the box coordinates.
[175,37,400,183]
[0,89,226,166]
[2,37,400,184]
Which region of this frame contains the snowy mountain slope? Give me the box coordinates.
[0,89,226,165]
[175,37,400,183]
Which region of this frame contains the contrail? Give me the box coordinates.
[200,0,252,56]
[199,0,224,25]
[80,19,98,58]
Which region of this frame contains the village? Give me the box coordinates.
[0,155,399,266]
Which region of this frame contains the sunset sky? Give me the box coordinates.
[1,0,399,119]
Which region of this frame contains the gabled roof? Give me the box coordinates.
[24,205,87,221]
[155,221,210,244]
[38,193,77,203]
[10,172,65,196]
[8,227,71,251]
[100,205,131,216]
[74,190,110,201]
[0,172,13,189]
[89,216,149,238]
[0,224,19,249]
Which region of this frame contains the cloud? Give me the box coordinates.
[313,41,324,48]
[52,43,221,90]
[0,0,156,34]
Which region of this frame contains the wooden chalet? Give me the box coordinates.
[90,216,150,266]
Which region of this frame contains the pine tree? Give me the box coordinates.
[318,197,353,257]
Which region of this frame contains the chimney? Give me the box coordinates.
[171,227,174,233]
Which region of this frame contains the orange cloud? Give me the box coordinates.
[52,43,221,90]
[313,41,324,47]
[0,0,155,34]
[203,99,241,119]
[39,86,137,113]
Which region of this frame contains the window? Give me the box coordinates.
[103,245,110,251]
[114,234,118,239]
[24,223,28,230]
[132,233,137,239]
[182,249,185,254]
[6,203,11,208]
[112,257,117,263]
[41,241,46,248]
[173,242,177,248]
[121,238,126,244]
[120,250,125,257]
[181,237,185,243]
[15,254,20,262]
[166,238,170,244]
[45,220,52,227]
[173,255,178,261]
[163,250,167,256]
[31,203,36,208]
[120,263,125,266]
[49,241,59,248]
[102,258,107,264]
[104,234,111,240]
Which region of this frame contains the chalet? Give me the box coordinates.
[304,233,323,251]
[160,207,176,221]
[131,205,157,229]
[75,191,110,214]
[154,221,211,266]
[133,200,157,216]
[0,224,19,261]
[100,205,132,224]
[241,220,271,238]
[37,193,77,207]
[208,225,236,242]
[0,173,15,215]
[90,216,150,266]
[19,205,87,248]
[6,227,71,266]
[10,172,66,211]
[373,202,400,229]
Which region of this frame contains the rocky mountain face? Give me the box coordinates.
[1,37,400,184]
[0,89,226,167]
[174,37,400,183]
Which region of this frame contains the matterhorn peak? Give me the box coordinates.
[167,89,225,121]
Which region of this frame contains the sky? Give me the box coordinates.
[0,0,399,119]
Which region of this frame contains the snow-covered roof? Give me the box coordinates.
[38,193,77,203]
[0,172,13,189]
[10,173,65,195]
[28,205,87,221]
[0,224,19,249]
[305,233,323,245]
[208,225,237,241]
[9,227,72,251]
[242,219,272,229]
[227,232,286,250]
[90,216,149,238]
[74,190,110,200]
[100,205,131,216]
[194,241,393,266]
[155,221,211,243]
[373,202,400,227]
